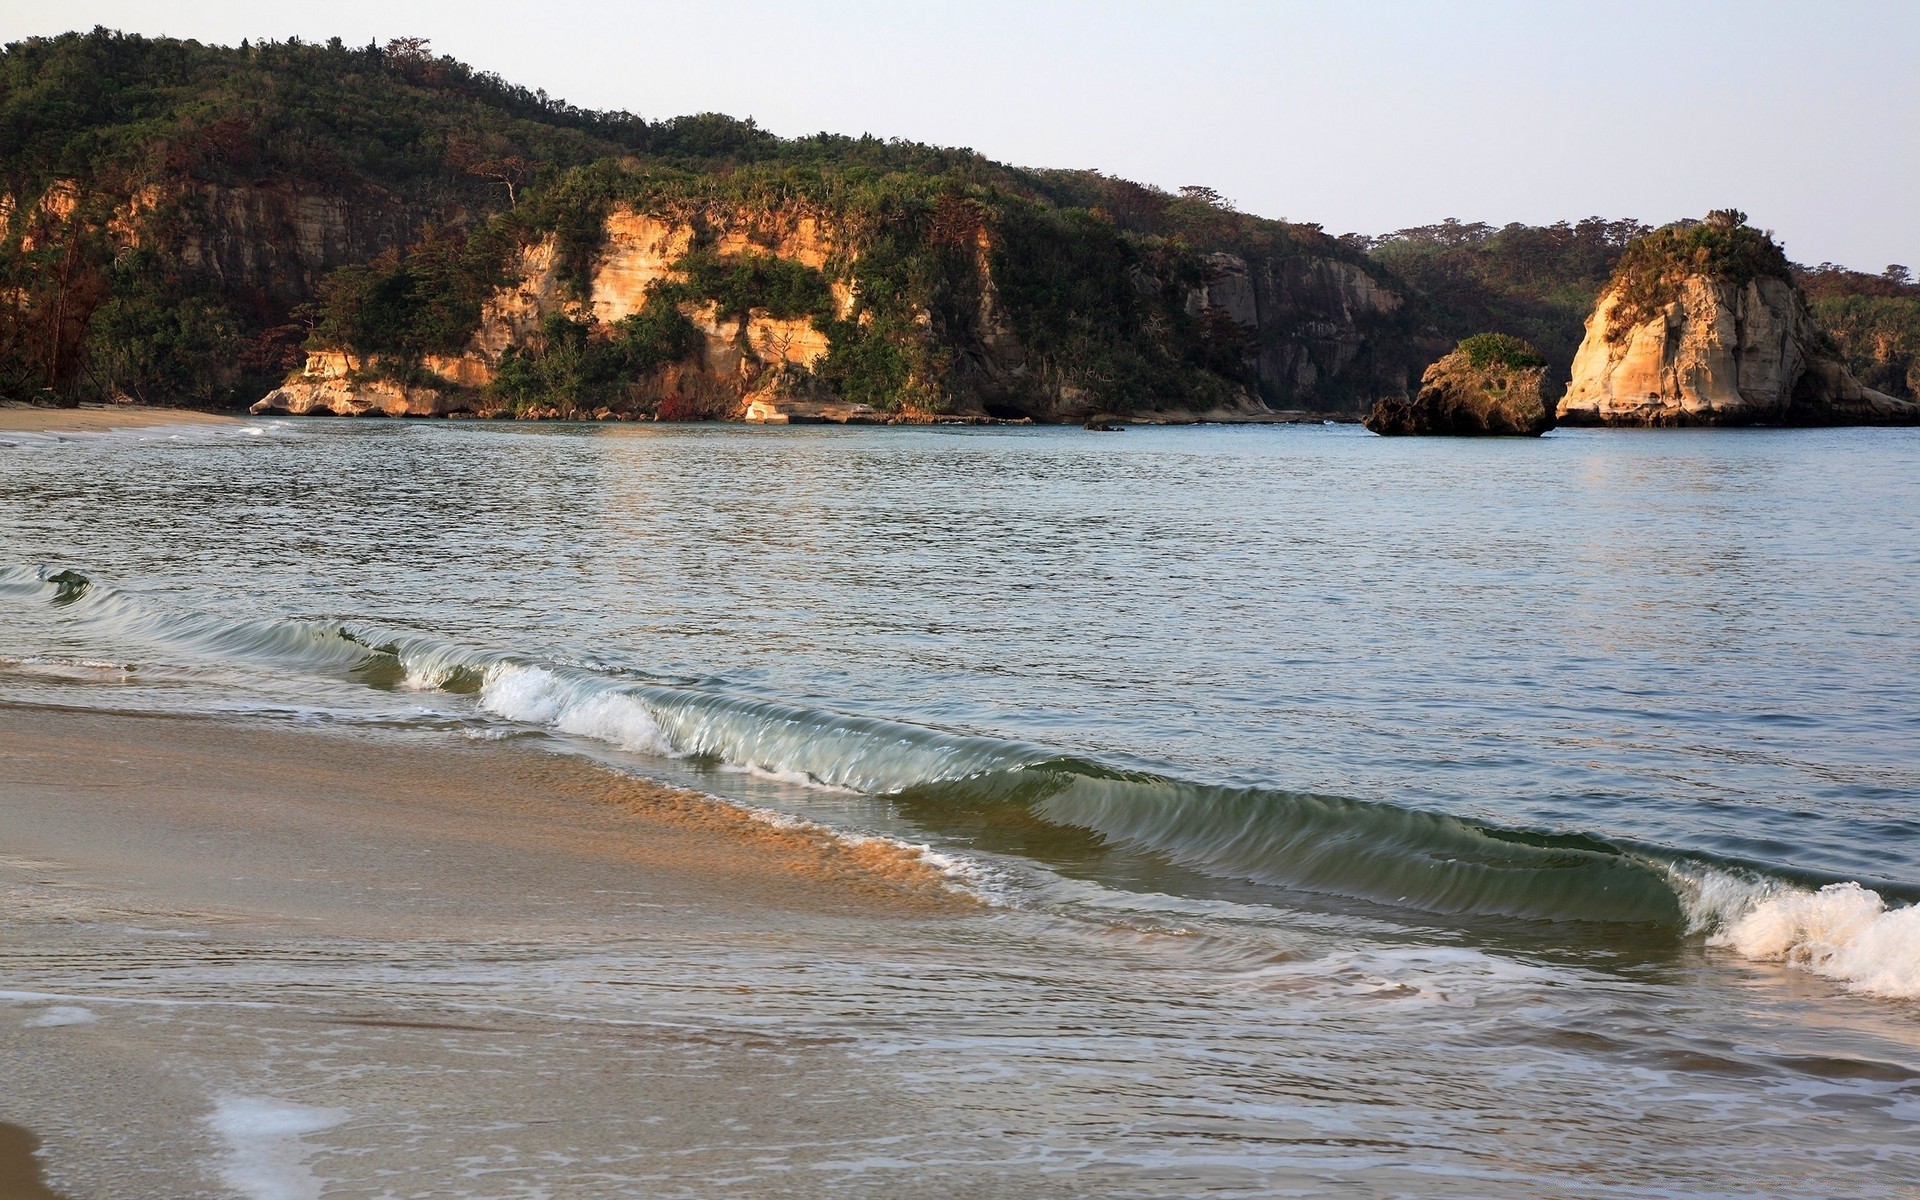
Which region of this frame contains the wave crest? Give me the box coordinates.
[1715,882,1920,999]
[8,562,1917,954]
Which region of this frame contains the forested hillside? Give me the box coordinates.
[2,29,1415,417]
[1,28,1907,415]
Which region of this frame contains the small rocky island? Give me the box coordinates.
[1558,211,1918,426]
[1364,334,1553,436]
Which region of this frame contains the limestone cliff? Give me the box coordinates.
[1559,216,1919,426]
[4,173,444,406]
[1191,252,1410,409]
[253,350,457,417]
[8,32,1427,417]
[266,193,1418,423]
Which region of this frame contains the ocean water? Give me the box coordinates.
[3,417,1918,1196]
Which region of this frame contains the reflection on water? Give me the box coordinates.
[2,419,1918,1195]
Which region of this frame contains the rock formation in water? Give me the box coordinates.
[1558,212,1920,426]
[1365,334,1553,436]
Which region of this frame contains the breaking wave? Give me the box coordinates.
[7,563,1918,994]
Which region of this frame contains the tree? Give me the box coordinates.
[1178,185,1234,211]
[383,37,431,64]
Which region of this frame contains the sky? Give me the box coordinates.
[5,0,1915,271]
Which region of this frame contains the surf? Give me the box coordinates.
[8,562,1919,997]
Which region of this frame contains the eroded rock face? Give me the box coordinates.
[250,351,468,417]
[177,183,424,303]
[1366,349,1552,437]
[1183,252,1413,414]
[259,201,1419,422]
[412,205,846,409]
[1560,276,1919,426]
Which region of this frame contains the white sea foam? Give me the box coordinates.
[1715,883,1920,999]
[1669,864,1920,1000]
[478,663,673,755]
[24,1005,97,1027]
[206,1096,348,1200]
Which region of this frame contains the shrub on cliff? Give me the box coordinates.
[657,250,834,322]
[1604,211,1794,340]
[1456,332,1547,372]
[308,228,512,359]
[487,303,699,415]
[1365,334,1552,436]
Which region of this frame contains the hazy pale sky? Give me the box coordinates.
[6,1,1915,271]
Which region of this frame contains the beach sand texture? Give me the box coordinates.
[0,707,971,1198]
[0,403,238,435]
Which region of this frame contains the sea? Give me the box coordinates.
[2,416,1917,1197]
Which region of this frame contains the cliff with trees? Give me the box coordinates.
[0,29,1419,421]
[4,29,1910,424]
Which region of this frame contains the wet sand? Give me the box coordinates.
[0,403,238,435]
[0,707,969,1197]
[0,1123,69,1200]
[0,706,963,923]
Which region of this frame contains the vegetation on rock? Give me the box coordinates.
[1365,334,1551,437]
[0,29,1395,416]
[1602,210,1795,340]
[1798,263,1920,400]
[1,30,1907,419]
[1363,217,1649,393]
[1455,332,1547,372]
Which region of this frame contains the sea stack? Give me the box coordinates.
[1365,333,1554,436]
[1558,210,1919,426]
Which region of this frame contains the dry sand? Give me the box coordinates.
[0,402,239,435]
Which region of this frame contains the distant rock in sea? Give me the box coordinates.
[1558,211,1920,426]
[1365,334,1553,436]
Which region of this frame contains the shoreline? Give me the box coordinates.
[0,402,240,436]
[0,705,967,921]
[0,705,969,1195]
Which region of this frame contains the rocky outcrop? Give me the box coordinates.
[1245,256,1412,409]
[251,351,468,417]
[422,205,844,406]
[1366,337,1553,436]
[261,198,1420,423]
[1561,269,1919,426]
[175,182,428,303]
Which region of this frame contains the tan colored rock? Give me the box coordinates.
[17,181,81,252]
[422,352,493,389]
[252,351,468,417]
[1367,340,1552,436]
[589,211,695,324]
[472,236,571,363]
[737,364,880,424]
[1561,275,1918,425]
[441,205,843,401]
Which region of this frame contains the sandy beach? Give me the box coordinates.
[0,706,967,1197]
[0,403,239,436]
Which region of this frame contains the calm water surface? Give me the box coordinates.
[2,418,1917,1197]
